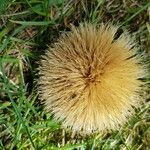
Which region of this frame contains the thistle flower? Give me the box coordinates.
[38,23,144,134]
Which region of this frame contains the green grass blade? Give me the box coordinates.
[0,63,35,149]
[120,2,150,26]
[9,19,55,26]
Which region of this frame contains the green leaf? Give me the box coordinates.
[0,0,12,15]
[9,19,55,26]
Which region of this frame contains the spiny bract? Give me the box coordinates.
[38,23,144,134]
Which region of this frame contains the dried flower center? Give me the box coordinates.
[84,66,105,85]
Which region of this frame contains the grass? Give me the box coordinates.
[0,0,150,149]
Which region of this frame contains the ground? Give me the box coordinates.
[0,0,150,150]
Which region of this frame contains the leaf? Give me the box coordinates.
[146,23,150,35]
[9,19,55,26]
[0,0,12,15]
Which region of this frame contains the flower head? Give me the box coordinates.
[38,23,144,134]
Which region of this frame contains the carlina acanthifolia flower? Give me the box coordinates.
[38,23,144,134]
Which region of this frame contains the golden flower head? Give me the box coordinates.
[38,23,144,134]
